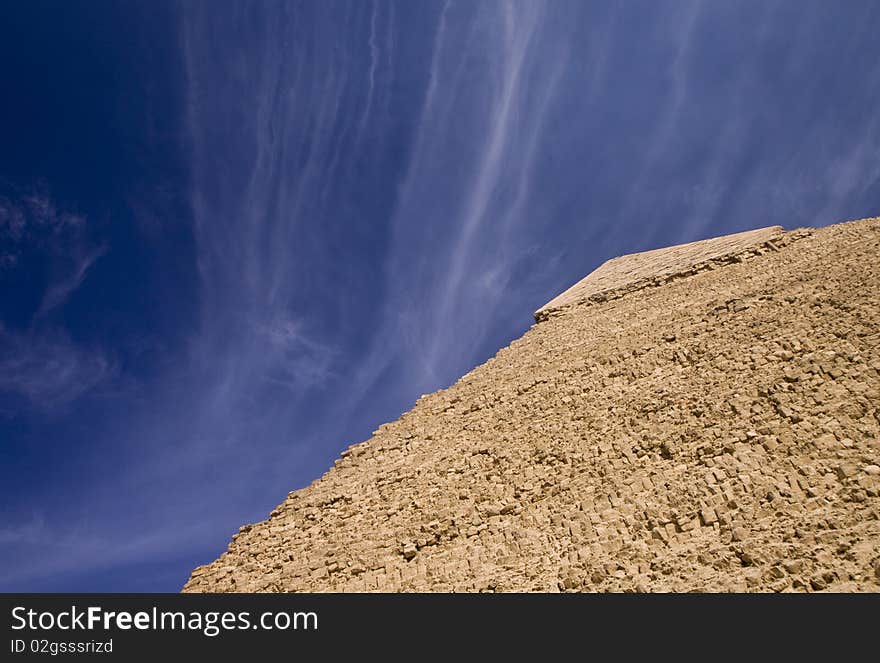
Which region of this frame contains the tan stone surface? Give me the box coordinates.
[535,225,787,321]
[184,217,880,593]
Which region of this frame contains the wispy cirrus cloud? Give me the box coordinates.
[0,326,115,414]
[0,188,113,414]
[0,190,85,248]
[36,243,107,317]
[0,508,225,591]
[1,188,105,312]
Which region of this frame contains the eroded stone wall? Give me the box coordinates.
[184,217,880,593]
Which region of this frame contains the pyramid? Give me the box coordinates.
[184,217,880,592]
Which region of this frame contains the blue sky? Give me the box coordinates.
[1,0,879,591]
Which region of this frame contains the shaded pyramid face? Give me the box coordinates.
[184,217,880,593]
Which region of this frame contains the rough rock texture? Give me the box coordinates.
[535,225,787,321]
[184,217,880,593]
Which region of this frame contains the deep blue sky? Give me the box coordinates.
[1,1,879,591]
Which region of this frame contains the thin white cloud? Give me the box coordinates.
[0,190,101,308]
[0,191,112,412]
[1,192,82,245]
[36,243,107,317]
[360,0,379,136]
[256,317,338,388]
[423,3,543,373]
[0,197,27,241]
[0,510,223,589]
[0,326,115,413]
